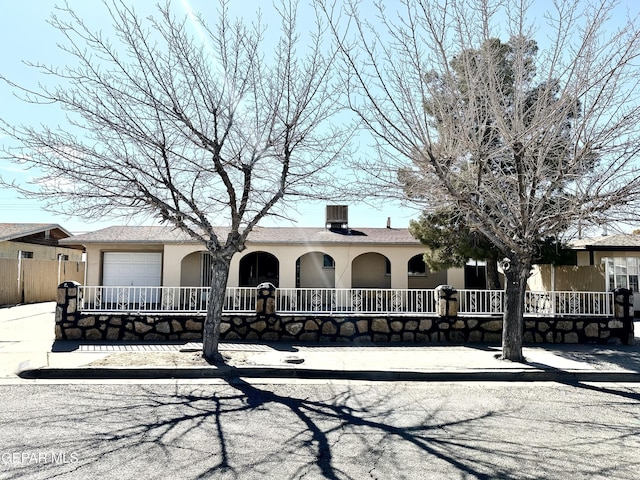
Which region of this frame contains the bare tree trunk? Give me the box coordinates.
[0,1,347,364]
[501,258,530,362]
[203,253,231,362]
[486,253,502,290]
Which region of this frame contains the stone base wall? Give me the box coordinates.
[55,282,634,345]
[56,312,634,345]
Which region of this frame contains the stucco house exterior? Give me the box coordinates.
[0,223,83,261]
[53,211,635,344]
[55,221,636,344]
[60,221,485,291]
[570,234,640,288]
[571,234,640,310]
[527,233,640,312]
[0,223,85,305]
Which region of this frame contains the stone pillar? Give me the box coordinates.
[613,287,634,345]
[55,281,82,340]
[254,282,281,339]
[435,285,458,318]
[256,282,276,318]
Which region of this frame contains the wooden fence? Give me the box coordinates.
[0,258,85,305]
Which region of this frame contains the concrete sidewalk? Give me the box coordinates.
[30,340,640,382]
[3,302,640,382]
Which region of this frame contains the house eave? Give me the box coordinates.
[0,224,72,242]
[576,245,640,252]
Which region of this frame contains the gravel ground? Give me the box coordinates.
[87,351,256,367]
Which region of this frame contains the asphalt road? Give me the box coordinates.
[0,381,639,479]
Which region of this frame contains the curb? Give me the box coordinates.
[17,366,640,382]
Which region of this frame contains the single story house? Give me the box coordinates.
[60,214,492,291]
[0,223,85,305]
[0,223,83,261]
[571,234,640,289]
[55,218,636,344]
[528,233,640,311]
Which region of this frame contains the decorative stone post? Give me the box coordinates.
[254,282,281,340]
[55,281,82,340]
[435,285,458,318]
[256,282,276,318]
[613,287,634,345]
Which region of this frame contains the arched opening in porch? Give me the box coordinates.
[180,251,207,287]
[407,254,447,288]
[352,252,391,288]
[296,252,335,288]
[239,251,279,287]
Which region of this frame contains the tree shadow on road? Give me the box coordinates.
[0,381,638,479]
[550,344,640,373]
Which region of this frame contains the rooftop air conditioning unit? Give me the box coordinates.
[326,205,348,229]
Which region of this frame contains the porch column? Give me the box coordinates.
[227,254,240,287]
[390,261,408,289]
[333,254,352,289]
[278,255,297,288]
[162,245,183,287]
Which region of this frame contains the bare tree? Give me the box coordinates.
[0,0,348,361]
[321,0,640,361]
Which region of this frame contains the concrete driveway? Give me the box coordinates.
[0,302,56,377]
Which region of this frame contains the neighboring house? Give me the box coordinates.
[60,209,489,291]
[528,233,640,311]
[572,233,640,291]
[0,223,85,305]
[0,223,83,261]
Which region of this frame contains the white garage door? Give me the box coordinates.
[102,252,162,286]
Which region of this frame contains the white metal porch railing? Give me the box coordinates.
[275,288,437,314]
[458,289,613,317]
[458,289,505,315]
[524,290,613,317]
[77,286,614,317]
[78,286,257,314]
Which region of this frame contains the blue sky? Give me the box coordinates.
[0,1,416,233]
[1,1,638,234]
